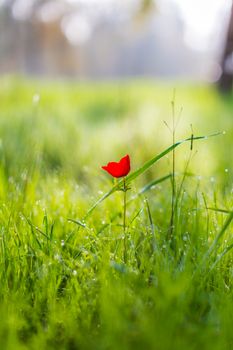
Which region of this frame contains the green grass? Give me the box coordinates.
[0,76,233,349]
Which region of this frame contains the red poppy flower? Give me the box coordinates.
[102,154,131,178]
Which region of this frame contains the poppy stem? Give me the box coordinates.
[123,177,127,263]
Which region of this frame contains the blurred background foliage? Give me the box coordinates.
[0,76,232,191]
[0,0,232,85]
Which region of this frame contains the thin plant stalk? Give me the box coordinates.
[123,177,127,263]
[168,96,176,250]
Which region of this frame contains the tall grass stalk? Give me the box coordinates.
[123,177,127,263]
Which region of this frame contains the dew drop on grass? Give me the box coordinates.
[54,253,61,261]
[225,168,229,173]
[32,93,40,104]
[9,177,14,184]
[61,240,65,247]
[21,171,27,181]
[72,270,77,276]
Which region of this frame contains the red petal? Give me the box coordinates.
[101,154,131,178]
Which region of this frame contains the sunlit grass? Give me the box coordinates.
[0,76,232,349]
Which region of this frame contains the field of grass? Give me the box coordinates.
[0,76,233,349]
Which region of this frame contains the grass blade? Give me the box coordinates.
[85,132,221,218]
[207,207,231,214]
[202,210,233,264]
[138,174,171,196]
[127,174,171,204]
[67,218,86,227]
[209,242,233,272]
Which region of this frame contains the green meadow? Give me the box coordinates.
[0,76,233,349]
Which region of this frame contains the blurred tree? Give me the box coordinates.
[139,0,155,14]
[218,3,233,92]
[134,0,155,22]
